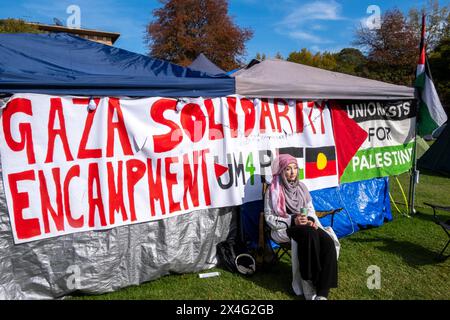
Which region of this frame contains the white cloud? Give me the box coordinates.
[310,44,346,53]
[274,0,349,47]
[279,0,345,28]
[310,45,321,53]
[288,31,331,43]
[310,24,327,31]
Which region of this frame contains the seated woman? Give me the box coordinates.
[264,154,340,300]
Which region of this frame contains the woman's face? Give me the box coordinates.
[284,163,298,182]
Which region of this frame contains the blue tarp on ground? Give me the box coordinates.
[241,177,392,248]
[311,177,392,238]
[0,33,235,97]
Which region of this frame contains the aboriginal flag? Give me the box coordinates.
[305,146,337,179]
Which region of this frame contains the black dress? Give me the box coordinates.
[286,208,338,297]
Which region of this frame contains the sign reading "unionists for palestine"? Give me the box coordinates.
[336,100,416,183]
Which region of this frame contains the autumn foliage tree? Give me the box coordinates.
[408,0,450,52]
[146,0,253,71]
[354,9,419,86]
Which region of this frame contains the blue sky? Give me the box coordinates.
[1,0,449,63]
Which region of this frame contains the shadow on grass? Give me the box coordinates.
[415,168,450,179]
[392,207,449,234]
[347,236,445,267]
[222,258,305,300]
[409,210,439,223]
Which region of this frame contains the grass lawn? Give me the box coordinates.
[70,171,450,300]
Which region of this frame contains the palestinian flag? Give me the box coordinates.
[277,147,304,179]
[415,14,447,137]
[305,146,337,179]
[330,102,368,180]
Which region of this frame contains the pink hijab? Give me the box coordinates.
[270,154,311,218]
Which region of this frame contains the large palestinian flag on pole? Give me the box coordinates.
[415,14,447,136]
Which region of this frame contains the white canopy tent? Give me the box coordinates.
[233,59,415,100]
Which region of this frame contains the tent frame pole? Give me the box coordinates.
[408,100,419,215]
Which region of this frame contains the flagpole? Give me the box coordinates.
[408,13,426,216]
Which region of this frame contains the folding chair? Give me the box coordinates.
[424,202,450,260]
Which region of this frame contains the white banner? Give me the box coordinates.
[0,94,338,243]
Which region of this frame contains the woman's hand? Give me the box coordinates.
[307,220,319,230]
[294,215,309,226]
[295,215,319,229]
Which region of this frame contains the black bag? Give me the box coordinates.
[216,239,256,276]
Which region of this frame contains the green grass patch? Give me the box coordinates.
[70,171,450,300]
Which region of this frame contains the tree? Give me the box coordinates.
[0,18,42,33]
[429,37,450,109]
[333,48,368,76]
[287,48,315,66]
[408,0,450,52]
[318,52,337,70]
[354,9,418,85]
[354,2,449,86]
[409,0,450,110]
[255,52,266,61]
[146,0,253,71]
[286,47,370,78]
[287,48,337,71]
[274,52,283,60]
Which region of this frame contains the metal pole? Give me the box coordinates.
[408,100,419,215]
[410,56,433,215]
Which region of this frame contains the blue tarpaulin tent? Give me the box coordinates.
[0,33,235,97]
[0,32,237,300]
